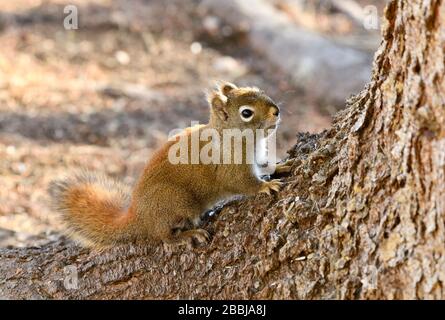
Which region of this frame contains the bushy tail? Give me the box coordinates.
[48,171,135,248]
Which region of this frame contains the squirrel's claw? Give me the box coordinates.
[193,228,211,243]
[275,158,295,174]
[181,228,210,245]
[259,179,283,196]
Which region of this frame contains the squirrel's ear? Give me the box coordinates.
[219,81,237,97]
[208,91,228,121]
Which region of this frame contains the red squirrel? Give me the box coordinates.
[49,82,293,248]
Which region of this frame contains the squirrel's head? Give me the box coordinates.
[207,82,280,133]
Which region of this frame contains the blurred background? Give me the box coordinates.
[0,0,386,247]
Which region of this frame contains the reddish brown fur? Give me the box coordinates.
[49,82,288,248]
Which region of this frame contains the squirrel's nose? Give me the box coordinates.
[272,107,280,117]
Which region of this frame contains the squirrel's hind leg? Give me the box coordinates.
[176,228,210,245]
[164,215,211,246]
[164,227,210,247]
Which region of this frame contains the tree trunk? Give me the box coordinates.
[0,0,444,299]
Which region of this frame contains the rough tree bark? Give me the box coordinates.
[0,0,444,299]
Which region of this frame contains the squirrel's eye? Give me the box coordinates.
[239,106,254,122]
[242,109,253,118]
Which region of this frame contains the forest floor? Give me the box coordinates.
[0,0,382,247]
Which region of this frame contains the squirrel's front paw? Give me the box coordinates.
[259,179,282,196]
[275,158,295,174]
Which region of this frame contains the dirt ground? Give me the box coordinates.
[0,0,381,247]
